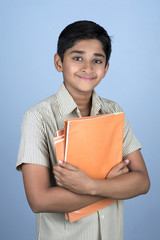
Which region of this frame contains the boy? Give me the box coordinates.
[16,20,150,240]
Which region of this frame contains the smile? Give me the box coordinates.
[76,75,95,81]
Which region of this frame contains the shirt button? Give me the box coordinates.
[101,214,104,219]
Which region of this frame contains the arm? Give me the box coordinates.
[22,163,104,214]
[53,150,150,199]
[90,150,150,199]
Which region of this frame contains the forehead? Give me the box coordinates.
[67,39,105,55]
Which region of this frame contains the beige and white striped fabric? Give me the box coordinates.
[16,83,141,240]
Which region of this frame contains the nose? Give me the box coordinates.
[81,61,93,74]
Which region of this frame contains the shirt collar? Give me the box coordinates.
[91,90,103,116]
[56,83,106,117]
[56,84,77,117]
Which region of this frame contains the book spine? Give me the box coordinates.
[64,121,70,162]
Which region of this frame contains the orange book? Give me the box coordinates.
[54,112,124,222]
[54,135,65,161]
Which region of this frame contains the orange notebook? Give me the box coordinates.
[54,112,124,222]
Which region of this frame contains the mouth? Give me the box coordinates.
[76,75,96,81]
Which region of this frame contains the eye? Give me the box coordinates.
[93,59,102,64]
[73,57,83,61]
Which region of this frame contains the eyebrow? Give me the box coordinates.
[70,50,105,58]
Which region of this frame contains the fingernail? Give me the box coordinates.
[124,159,129,164]
[58,160,63,164]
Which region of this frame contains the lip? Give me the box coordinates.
[76,75,95,81]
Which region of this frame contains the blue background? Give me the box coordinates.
[0,0,159,239]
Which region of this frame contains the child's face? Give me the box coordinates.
[54,39,109,97]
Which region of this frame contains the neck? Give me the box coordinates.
[71,91,92,117]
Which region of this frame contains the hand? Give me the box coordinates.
[106,159,129,179]
[53,161,93,195]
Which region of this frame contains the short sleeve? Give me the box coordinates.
[112,102,141,157]
[16,110,50,171]
[122,114,142,157]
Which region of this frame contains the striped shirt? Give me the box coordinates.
[16,83,141,240]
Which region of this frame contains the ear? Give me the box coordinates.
[54,53,63,72]
[103,62,109,78]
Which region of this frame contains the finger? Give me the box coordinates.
[55,178,63,187]
[121,160,130,170]
[53,163,67,173]
[124,159,129,165]
[54,172,63,185]
[53,165,62,174]
[58,160,63,165]
[53,165,65,177]
[53,172,62,182]
[53,163,60,170]
[118,166,129,175]
[116,159,130,171]
[58,161,79,171]
[53,162,65,173]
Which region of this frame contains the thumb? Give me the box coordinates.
[124,159,129,165]
[115,159,130,171]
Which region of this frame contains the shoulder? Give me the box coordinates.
[21,94,58,130]
[99,96,123,114]
[27,94,57,115]
[23,94,58,120]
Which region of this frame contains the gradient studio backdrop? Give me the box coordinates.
[0,0,159,239]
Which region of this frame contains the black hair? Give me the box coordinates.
[57,20,112,65]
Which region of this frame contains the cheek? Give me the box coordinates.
[63,64,77,76]
[96,68,106,78]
